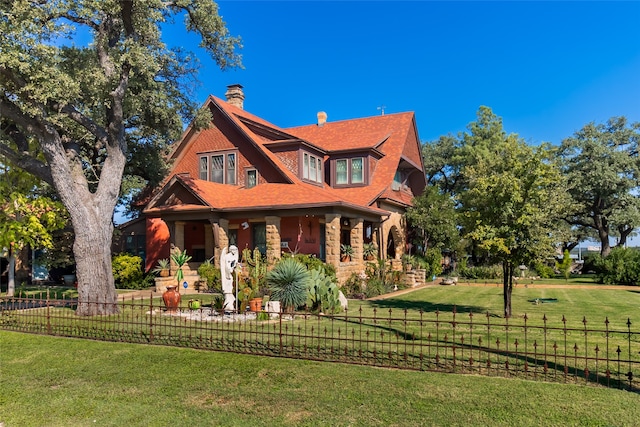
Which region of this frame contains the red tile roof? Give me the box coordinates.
[146,96,425,216]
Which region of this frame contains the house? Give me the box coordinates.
[138,84,426,285]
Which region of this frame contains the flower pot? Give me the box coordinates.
[341,255,351,262]
[159,269,170,277]
[188,299,201,310]
[249,297,262,312]
[163,285,181,313]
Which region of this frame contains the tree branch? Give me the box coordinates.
[0,124,54,185]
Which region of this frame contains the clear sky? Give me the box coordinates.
[170,0,640,145]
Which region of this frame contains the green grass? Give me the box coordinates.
[1,330,639,427]
[367,284,640,326]
[454,274,603,286]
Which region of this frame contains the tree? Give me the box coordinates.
[406,185,459,253]
[459,108,569,318]
[0,1,241,314]
[558,117,640,257]
[0,165,67,296]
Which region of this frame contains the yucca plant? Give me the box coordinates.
[171,249,192,286]
[267,258,310,312]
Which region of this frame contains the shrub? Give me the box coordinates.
[267,258,310,312]
[532,261,555,279]
[420,248,444,277]
[458,264,502,280]
[594,247,640,286]
[197,260,221,292]
[282,253,337,282]
[112,253,153,290]
[341,272,366,299]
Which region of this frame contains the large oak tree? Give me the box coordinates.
[0,0,241,314]
[558,117,640,257]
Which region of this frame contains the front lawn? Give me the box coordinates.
[1,331,638,427]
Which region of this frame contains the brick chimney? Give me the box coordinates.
[317,111,327,127]
[225,84,244,109]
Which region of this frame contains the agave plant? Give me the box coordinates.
[266,258,310,312]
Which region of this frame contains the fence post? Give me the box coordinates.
[46,287,51,335]
[149,292,154,343]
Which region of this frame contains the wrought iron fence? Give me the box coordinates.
[1,292,638,392]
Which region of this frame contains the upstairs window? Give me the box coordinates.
[303,152,323,184]
[199,151,237,185]
[335,157,366,186]
[392,170,408,191]
[246,169,257,188]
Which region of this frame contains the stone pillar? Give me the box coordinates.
[215,219,230,266]
[175,221,186,250]
[265,216,281,264]
[325,213,341,268]
[350,218,364,263]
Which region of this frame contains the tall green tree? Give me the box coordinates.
[0,1,241,314]
[459,108,569,318]
[558,117,640,257]
[406,185,459,253]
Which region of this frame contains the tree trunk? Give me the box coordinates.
[43,133,125,315]
[502,261,513,318]
[594,214,611,257]
[73,215,119,316]
[6,251,15,297]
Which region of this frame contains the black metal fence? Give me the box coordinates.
[1,293,638,392]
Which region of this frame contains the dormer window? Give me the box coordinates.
[303,152,323,184]
[335,157,366,186]
[199,151,237,184]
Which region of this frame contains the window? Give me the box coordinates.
[351,158,363,183]
[226,153,236,185]
[335,157,365,186]
[199,157,208,180]
[336,159,348,184]
[302,152,323,184]
[199,151,238,185]
[392,170,405,191]
[246,169,257,188]
[211,154,224,183]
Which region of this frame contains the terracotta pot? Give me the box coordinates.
[159,269,170,277]
[163,285,181,312]
[249,297,262,312]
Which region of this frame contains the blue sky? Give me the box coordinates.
[169,0,640,145]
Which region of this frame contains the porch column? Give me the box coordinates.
[215,219,230,266]
[175,221,186,251]
[265,216,281,264]
[325,213,341,268]
[350,218,364,263]
[169,221,186,270]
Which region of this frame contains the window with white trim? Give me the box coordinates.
[303,152,323,184]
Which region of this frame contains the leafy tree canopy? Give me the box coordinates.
[0,0,241,314]
[558,117,640,256]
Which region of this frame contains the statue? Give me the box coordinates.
[220,245,239,311]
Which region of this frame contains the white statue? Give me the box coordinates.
[220,245,239,311]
